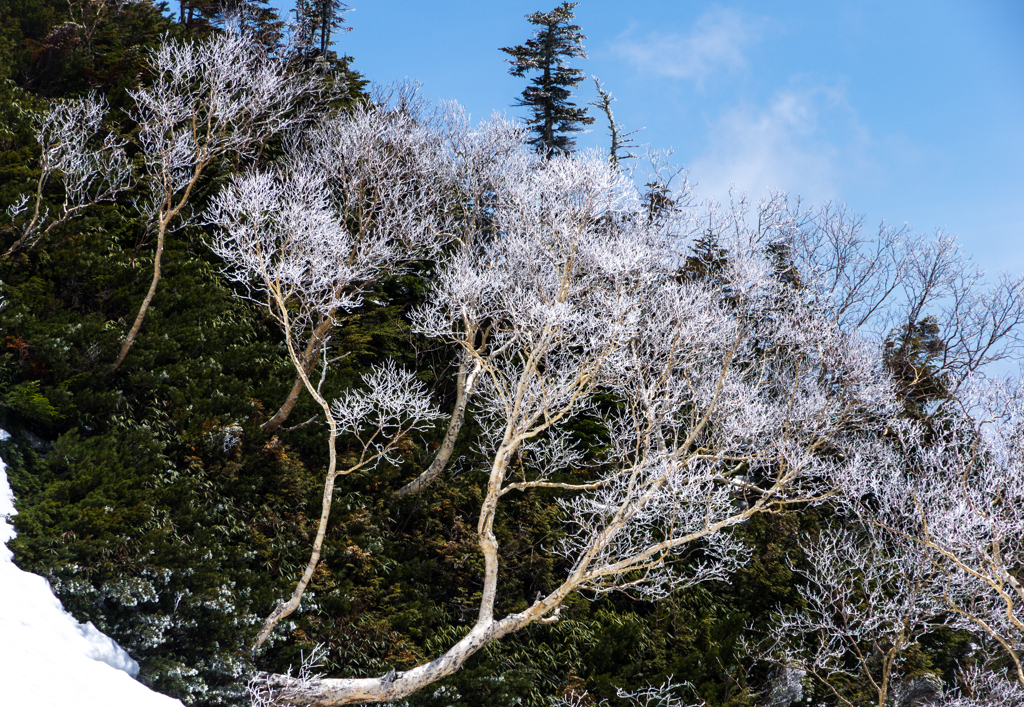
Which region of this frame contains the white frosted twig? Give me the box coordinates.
[3,92,132,258]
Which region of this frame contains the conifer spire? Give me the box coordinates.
[500,2,595,157]
[295,0,352,59]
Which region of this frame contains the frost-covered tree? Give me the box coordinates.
[206,105,1024,700]
[188,54,1024,703]
[2,93,131,260]
[758,204,1024,702]
[214,111,912,704]
[555,678,699,707]
[208,92,456,643]
[589,76,639,170]
[235,85,452,436]
[836,379,1024,688]
[501,2,594,156]
[940,663,1024,706]
[109,30,320,374]
[759,523,951,707]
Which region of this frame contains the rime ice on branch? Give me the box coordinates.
[110,30,321,373]
[232,110,906,704]
[3,93,131,260]
[759,524,951,707]
[834,379,1024,689]
[209,91,452,645]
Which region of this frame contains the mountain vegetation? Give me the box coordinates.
[500,2,594,157]
[0,2,1021,707]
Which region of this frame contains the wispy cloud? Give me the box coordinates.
[613,8,759,85]
[688,86,871,205]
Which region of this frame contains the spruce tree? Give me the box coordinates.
[230,0,286,51]
[501,2,594,157]
[178,0,285,52]
[295,0,352,59]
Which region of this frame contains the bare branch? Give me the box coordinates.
[3,92,131,260]
[110,29,321,373]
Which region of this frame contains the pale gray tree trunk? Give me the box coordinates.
[111,216,170,374]
[395,361,479,497]
[262,316,336,434]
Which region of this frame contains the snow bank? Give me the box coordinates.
[0,432,185,707]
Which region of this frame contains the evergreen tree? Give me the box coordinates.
[294,0,352,59]
[501,2,594,157]
[177,0,285,52]
[227,0,286,52]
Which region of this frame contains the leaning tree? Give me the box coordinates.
[208,92,458,645]
[2,93,132,261]
[0,30,321,374]
[211,98,912,703]
[110,31,321,374]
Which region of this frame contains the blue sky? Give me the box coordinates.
[275,1,1024,276]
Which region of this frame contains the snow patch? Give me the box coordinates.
[0,438,185,707]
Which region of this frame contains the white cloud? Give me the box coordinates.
[613,8,758,85]
[688,86,870,205]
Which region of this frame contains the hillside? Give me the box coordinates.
[1,3,1021,707]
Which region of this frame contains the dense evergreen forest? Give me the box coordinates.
[0,2,1021,707]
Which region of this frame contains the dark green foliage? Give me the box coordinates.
[294,0,351,58]
[501,2,594,156]
[884,316,951,419]
[0,6,368,696]
[0,2,983,706]
[215,0,285,52]
[173,0,288,56]
[1,210,308,702]
[1,0,180,98]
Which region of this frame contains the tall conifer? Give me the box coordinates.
[501,2,594,156]
[295,0,352,59]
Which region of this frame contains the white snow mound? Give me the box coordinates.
[0,432,185,707]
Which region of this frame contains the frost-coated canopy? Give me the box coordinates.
[208,92,1024,705]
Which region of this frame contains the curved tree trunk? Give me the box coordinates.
[395,361,480,497]
[2,171,47,260]
[254,441,570,705]
[262,315,337,434]
[261,370,309,434]
[255,580,568,706]
[255,315,340,647]
[253,432,338,647]
[109,162,201,376]
[257,619,507,705]
[110,219,168,374]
